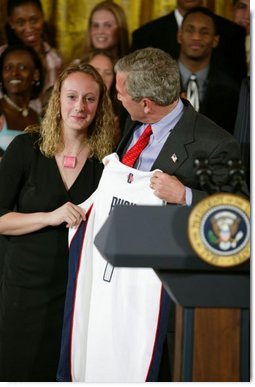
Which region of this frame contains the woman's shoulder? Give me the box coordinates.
[0,44,7,55]
[43,41,63,66]
[10,131,41,149]
[2,132,41,165]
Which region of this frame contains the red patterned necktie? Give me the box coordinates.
[121,124,152,167]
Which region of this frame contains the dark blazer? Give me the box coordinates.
[131,11,247,84]
[233,77,250,188]
[180,65,240,135]
[117,100,248,204]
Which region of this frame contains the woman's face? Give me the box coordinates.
[60,72,100,134]
[90,9,119,51]
[2,50,39,96]
[89,54,114,91]
[8,2,44,47]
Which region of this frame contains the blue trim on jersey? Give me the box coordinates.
[56,219,87,382]
[146,287,171,382]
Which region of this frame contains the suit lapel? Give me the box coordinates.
[117,120,140,158]
[117,101,197,175]
[152,102,196,174]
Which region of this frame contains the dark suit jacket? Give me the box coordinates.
[131,11,247,84]
[117,100,248,204]
[234,77,250,188]
[180,65,240,135]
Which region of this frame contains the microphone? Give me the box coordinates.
[227,159,246,193]
[194,156,218,194]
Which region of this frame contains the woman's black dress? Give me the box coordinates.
[0,133,103,381]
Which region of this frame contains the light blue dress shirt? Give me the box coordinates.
[178,61,209,101]
[126,98,192,205]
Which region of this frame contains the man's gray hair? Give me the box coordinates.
[114,47,181,106]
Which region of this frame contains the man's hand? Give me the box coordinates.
[150,171,186,205]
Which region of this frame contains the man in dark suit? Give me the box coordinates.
[177,6,240,134]
[115,48,247,381]
[115,47,247,207]
[114,47,247,381]
[131,0,247,84]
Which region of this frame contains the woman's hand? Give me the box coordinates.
[0,202,86,236]
[48,202,86,228]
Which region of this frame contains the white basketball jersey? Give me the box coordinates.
[60,153,167,382]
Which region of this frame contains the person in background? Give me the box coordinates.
[0,44,44,154]
[83,0,130,60]
[79,48,126,145]
[232,0,250,74]
[0,0,63,115]
[177,6,240,134]
[131,0,247,85]
[0,62,115,381]
[0,109,4,159]
[80,48,116,91]
[0,108,5,285]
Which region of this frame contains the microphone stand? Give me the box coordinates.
[194,158,219,194]
[227,159,246,193]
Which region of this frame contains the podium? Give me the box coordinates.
[95,205,250,382]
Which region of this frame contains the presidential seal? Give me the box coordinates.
[188,193,250,267]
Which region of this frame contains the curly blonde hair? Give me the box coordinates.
[26,62,116,160]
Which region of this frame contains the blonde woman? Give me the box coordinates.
[86,0,130,60]
[0,62,115,381]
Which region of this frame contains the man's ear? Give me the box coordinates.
[33,69,40,82]
[177,30,182,44]
[8,17,15,30]
[142,98,151,114]
[213,35,220,48]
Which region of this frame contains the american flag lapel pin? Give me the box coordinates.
[171,153,178,163]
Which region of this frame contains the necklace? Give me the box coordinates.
[3,94,29,117]
[63,147,85,169]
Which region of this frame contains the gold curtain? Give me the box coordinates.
[214,0,233,18]
[13,0,233,64]
[41,0,179,64]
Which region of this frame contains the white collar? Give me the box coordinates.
[174,8,183,29]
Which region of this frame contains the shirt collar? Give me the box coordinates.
[174,9,183,29]
[178,61,209,90]
[139,98,184,142]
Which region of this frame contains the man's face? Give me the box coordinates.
[233,0,250,33]
[116,72,145,121]
[178,12,219,61]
